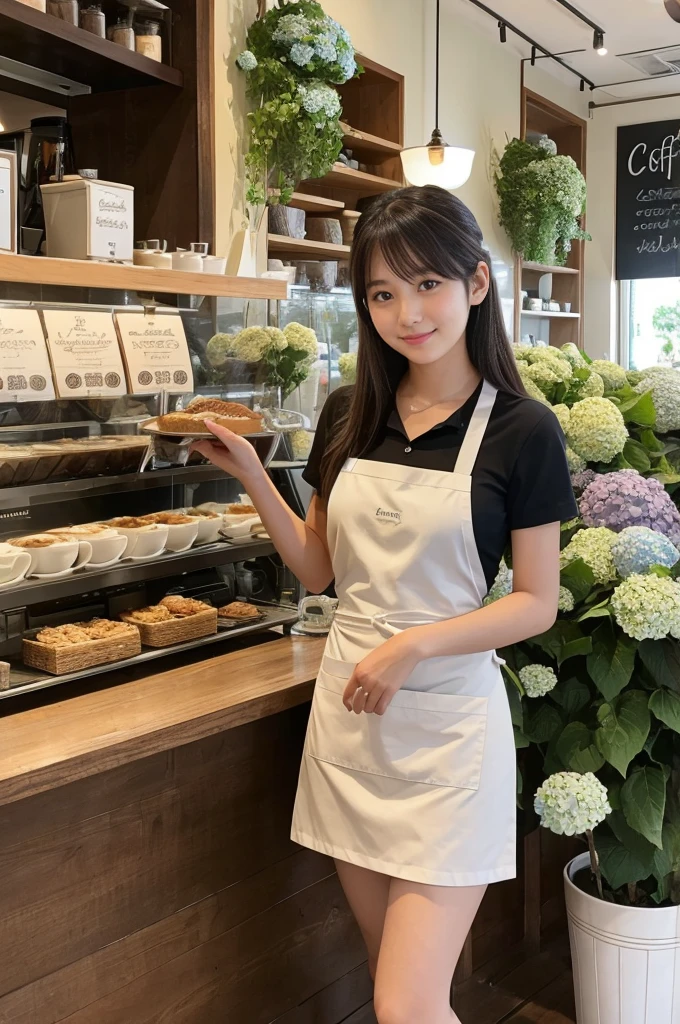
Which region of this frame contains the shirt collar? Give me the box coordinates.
[386,380,483,439]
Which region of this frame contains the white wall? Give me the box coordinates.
[585,96,680,361]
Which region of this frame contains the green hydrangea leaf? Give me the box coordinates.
[586,621,636,702]
[640,428,665,452]
[555,721,605,772]
[623,438,651,472]
[524,702,564,745]
[551,676,591,715]
[595,690,650,777]
[595,832,654,889]
[620,765,666,848]
[503,673,524,728]
[514,727,530,749]
[608,809,656,868]
[639,639,680,694]
[618,391,657,426]
[649,688,680,734]
[560,558,596,603]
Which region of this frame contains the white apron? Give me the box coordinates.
[291,381,516,886]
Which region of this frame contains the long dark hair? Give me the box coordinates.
[319,185,526,499]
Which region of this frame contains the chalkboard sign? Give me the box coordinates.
[617,119,680,280]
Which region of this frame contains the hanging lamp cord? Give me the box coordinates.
[435,0,440,131]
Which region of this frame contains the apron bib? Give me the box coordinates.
[291,381,516,886]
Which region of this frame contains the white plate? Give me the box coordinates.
[141,418,274,441]
[29,567,78,580]
[86,556,127,570]
[0,576,28,591]
[122,553,166,563]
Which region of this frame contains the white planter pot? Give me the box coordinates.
[565,852,680,1023]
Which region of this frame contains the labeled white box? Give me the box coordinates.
[41,178,134,262]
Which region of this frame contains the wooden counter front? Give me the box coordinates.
[0,634,325,807]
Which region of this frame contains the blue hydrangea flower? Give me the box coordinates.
[297,82,341,118]
[236,50,258,71]
[290,42,315,66]
[314,35,337,62]
[610,526,680,578]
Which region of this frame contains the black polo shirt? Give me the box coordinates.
[302,382,578,590]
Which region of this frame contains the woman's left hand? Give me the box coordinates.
[343,633,421,716]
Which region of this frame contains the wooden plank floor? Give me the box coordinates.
[330,938,576,1024]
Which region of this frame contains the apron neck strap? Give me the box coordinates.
[453,380,498,477]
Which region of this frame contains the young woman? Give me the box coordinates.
[193,186,577,1024]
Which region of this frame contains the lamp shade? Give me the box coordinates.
[400,139,475,190]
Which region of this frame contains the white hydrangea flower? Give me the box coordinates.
[520,664,558,697]
[290,429,313,460]
[231,326,287,362]
[566,397,628,463]
[560,527,617,584]
[484,560,513,604]
[589,360,628,391]
[611,573,680,640]
[518,366,551,406]
[538,135,558,156]
[566,447,586,474]
[558,586,575,612]
[611,526,680,578]
[283,321,318,363]
[560,342,587,368]
[272,13,310,44]
[338,351,357,384]
[634,371,680,433]
[535,772,611,836]
[236,50,258,71]
[297,81,341,118]
[524,361,560,393]
[552,403,570,433]
[579,371,605,398]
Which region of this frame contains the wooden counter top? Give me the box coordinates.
[0,635,325,807]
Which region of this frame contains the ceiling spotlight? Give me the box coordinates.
[580,79,585,91]
[498,20,507,42]
[593,29,607,55]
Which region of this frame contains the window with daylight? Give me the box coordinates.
[624,277,680,370]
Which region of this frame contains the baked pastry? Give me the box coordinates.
[159,595,212,617]
[218,601,260,619]
[107,516,158,530]
[225,504,258,516]
[186,398,259,418]
[155,411,263,436]
[35,619,137,646]
[187,507,220,519]
[142,512,197,525]
[123,606,174,624]
[11,536,57,548]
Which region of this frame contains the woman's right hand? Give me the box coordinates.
[189,419,266,487]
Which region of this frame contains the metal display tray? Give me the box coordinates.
[4,603,300,701]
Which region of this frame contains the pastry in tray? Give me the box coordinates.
[120,596,218,647]
[154,398,264,437]
[218,601,263,621]
[23,618,142,676]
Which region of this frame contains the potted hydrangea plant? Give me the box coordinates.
[489,345,680,1022]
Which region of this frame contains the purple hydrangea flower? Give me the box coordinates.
[579,469,680,546]
[571,468,596,495]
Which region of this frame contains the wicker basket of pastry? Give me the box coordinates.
[23,619,142,675]
[120,596,218,647]
[143,397,265,438]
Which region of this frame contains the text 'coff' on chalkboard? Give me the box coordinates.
[617,119,680,281]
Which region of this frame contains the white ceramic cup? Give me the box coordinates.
[105,521,169,560]
[202,255,227,275]
[0,542,32,585]
[171,251,203,273]
[48,525,129,566]
[159,519,200,553]
[10,534,93,576]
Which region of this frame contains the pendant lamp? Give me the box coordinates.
[400,0,475,190]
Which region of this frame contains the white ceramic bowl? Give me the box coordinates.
[10,534,93,575]
[48,524,129,566]
[220,514,262,540]
[0,542,31,584]
[181,510,222,545]
[104,521,169,560]
[161,520,200,553]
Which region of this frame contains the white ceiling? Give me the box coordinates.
[449,0,680,101]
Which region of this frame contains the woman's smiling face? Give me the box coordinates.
[365,249,489,365]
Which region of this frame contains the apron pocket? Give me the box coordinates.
[307,656,488,791]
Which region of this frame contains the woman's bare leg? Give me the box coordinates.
[373,878,486,1024]
[334,859,391,980]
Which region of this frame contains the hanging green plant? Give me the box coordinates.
[236,0,361,206]
[494,136,591,266]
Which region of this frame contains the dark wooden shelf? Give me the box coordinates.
[0,0,183,93]
[521,261,579,275]
[268,234,350,259]
[305,163,402,194]
[341,129,402,159]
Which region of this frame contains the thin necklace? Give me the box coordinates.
[398,385,474,415]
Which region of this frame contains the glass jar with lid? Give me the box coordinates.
[80,3,105,37]
[47,0,78,22]
[135,19,162,62]
[108,15,134,49]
